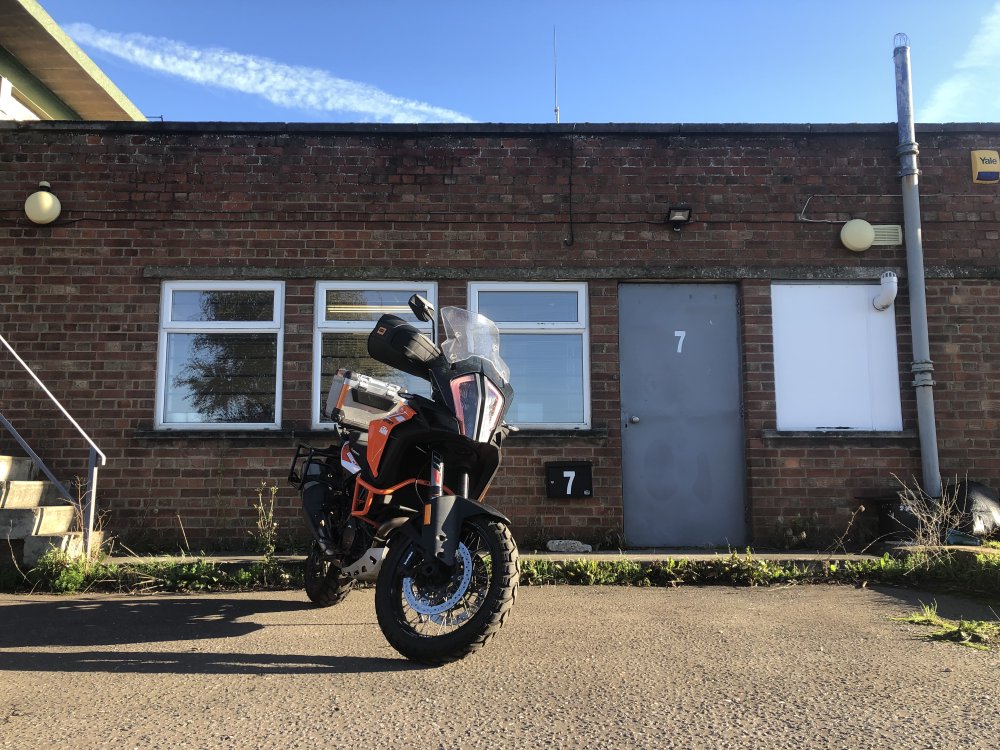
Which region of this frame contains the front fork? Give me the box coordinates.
[421,451,470,567]
[422,452,463,565]
[417,452,509,568]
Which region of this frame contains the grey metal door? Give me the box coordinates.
[620,284,746,547]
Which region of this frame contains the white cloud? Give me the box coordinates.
[65,23,475,123]
[920,2,1000,122]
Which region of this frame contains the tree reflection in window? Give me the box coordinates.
[170,290,277,424]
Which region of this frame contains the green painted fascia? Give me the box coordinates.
[0,45,79,120]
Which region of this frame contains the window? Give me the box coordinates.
[771,283,902,431]
[313,282,437,427]
[156,281,284,430]
[470,282,590,429]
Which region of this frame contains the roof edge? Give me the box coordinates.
[1,121,997,136]
[14,0,145,121]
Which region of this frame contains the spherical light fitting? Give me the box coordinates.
[24,181,61,225]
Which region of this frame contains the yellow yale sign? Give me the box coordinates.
[971,150,1000,183]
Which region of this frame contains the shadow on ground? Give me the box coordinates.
[847,584,999,622]
[0,594,420,675]
[0,648,414,675]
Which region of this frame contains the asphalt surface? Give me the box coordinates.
[0,585,997,750]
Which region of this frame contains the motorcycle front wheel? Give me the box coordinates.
[304,542,353,607]
[374,515,518,665]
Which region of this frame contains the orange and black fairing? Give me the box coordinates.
[352,395,505,504]
[366,405,417,475]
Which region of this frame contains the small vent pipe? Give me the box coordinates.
[873,271,898,311]
[894,34,942,497]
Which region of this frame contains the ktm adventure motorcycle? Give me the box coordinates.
[288,295,518,664]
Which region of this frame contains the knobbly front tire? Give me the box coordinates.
[375,516,518,665]
[304,542,353,607]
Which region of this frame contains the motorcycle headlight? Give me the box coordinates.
[450,374,505,443]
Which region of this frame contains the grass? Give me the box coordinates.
[894,600,1000,651]
[5,547,1000,597]
[519,548,1000,594]
[0,549,303,595]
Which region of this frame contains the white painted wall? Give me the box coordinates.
[0,78,40,121]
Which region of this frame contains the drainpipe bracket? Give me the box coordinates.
[911,360,936,388]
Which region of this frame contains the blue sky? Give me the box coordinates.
[36,0,1000,124]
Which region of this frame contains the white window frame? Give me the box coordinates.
[469,281,591,430]
[155,280,284,430]
[312,281,437,428]
[771,281,902,432]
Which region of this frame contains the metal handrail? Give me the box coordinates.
[0,332,106,556]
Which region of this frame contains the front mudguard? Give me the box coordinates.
[410,495,510,566]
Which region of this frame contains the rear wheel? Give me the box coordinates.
[375,516,518,664]
[304,542,353,607]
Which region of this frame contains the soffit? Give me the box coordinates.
[0,0,144,120]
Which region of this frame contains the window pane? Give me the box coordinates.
[323,289,419,323]
[318,332,430,422]
[501,333,584,424]
[478,291,579,324]
[171,290,273,323]
[163,332,277,423]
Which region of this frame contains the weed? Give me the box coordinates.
[70,475,111,559]
[520,549,1000,597]
[894,600,999,651]
[26,549,114,593]
[9,545,1000,597]
[247,482,286,586]
[773,513,821,549]
[892,474,966,547]
[176,514,191,555]
[251,482,279,563]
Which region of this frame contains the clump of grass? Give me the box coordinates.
[16,549,304,595]
[25,549,115,593]
[895,600,1000,651]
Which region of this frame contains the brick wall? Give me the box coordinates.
[1,122,998,550]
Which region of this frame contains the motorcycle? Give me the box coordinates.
[288,294,519,664]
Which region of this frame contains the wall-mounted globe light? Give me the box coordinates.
[24,181,61,225]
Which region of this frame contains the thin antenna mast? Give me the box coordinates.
[553,26,560,124]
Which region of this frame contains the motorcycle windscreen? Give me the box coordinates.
[367,314,442,381]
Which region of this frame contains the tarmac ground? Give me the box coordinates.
[1,584,998,749]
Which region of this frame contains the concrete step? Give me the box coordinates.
[0,480,65,508]
[22,531,105,567]
[0,456,37,482]
[0,505,76,537]
[0,456,90,569]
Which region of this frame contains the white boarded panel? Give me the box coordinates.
[772,283,902,431]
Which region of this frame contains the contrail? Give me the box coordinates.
[919,2,1000,122]
[65,23,475,123]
